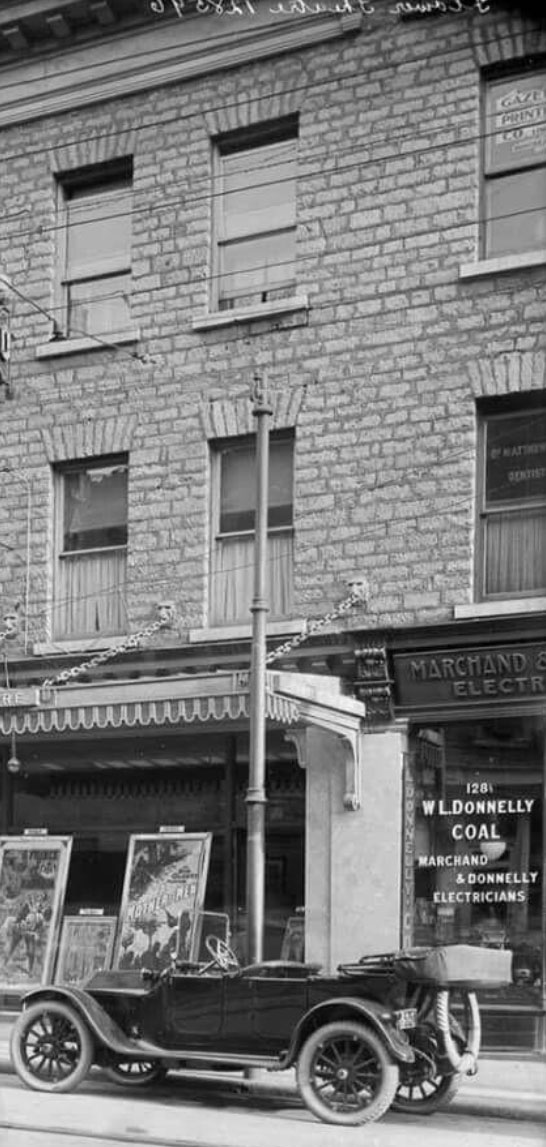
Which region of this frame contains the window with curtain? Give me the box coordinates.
[53,456,128,639]
[210,434,294,625]
[214,119,298,311]
[483,69,546,259]
[479,406,546,598]
[58,161,133,338]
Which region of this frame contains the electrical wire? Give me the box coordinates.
[1,400,540,625]
[1,275,157,363]
[3,205,545,361]
[0,10,539,162]
[0,16,543,645]
[2,100,546,244]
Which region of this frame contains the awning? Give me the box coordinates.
[0,673,300,737]
[0,669,367,809]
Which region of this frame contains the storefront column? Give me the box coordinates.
[303,723,408,972]
[0,752,13,835]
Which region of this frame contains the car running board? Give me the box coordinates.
[133,1044,283,1071]
[170,1050,284,1070]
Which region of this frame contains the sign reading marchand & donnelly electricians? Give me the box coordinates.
[416,783,538,911]
[394,642,546,711]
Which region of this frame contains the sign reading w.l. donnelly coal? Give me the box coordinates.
[394,642,546,711]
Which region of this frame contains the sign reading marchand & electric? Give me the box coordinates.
[394,643,546,710]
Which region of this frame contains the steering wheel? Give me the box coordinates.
[203,935,239,972]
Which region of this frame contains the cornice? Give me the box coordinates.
[0,13,362,129]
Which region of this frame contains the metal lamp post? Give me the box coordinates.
[245,373,272,965]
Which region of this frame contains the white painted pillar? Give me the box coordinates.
[304,724,408,972]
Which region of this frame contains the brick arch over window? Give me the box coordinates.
[470,18,546,68]
[49,131,137,174]
[200,386,306,439]
[41,414,139,463]
[468,351,546,398]
[204,89,300,138]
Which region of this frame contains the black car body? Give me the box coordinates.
[52,960,415,1066]
[11,943,508,1126]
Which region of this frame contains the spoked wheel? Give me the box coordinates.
[393,1056,460,1114]
[103,1059,167,1087]
[393,1023,461,1115]
[10,1000,94,1093]
[297,1021,399,1126]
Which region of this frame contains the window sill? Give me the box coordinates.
[454,597,546,620]
[192,296,309,331]
[459,250,546,280]
[36,330,140,359]
[188,619,305,644]
[33,635,128,656]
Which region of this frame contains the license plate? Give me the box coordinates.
[395,1008,417,1030]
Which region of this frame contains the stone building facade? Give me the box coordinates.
[0,0,544,1052]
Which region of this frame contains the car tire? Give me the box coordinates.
[392,1069,461,1114]
[297,1020,399,1126]
[103,1059,167,1087]
[10,1000,94,1093]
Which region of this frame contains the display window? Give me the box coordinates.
[0,730,305,1002]
[410,718,544,1007]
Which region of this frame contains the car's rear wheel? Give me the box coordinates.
[393,1064,461,1113]
[297,1020,399,1126]
[103,1059,167,1087]
[10,1000,94,1093]
[392,1025,461,1114]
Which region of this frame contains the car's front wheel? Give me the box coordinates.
[10,1000,94,1093]
[296,1020,399,1126]
[103,1059,167,1087]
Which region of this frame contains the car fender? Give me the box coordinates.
[283,996,415,1068]
[19,987,147,1059]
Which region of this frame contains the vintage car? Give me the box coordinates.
[9,935,512,1126]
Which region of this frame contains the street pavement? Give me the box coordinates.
[0,1069,545,1147]
[0,1012,544,1146]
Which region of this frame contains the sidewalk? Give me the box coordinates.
[0,1012,545,1127]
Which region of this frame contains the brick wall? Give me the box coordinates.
[1,3,545,652]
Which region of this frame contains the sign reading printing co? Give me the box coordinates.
[486,70,546,175]
[394,643,546,711]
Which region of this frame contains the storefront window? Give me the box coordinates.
[411,719,544,1005]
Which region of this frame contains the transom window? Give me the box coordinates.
[53,456,128,639]
[57,161,133,338]
[483,69,546,259]
[478,405,546,598]
[213,119,298,311]
[210,434,294,625]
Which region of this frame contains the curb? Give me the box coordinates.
[1,1051,545,1125]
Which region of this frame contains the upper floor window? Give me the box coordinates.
[478,404,546,599]
[210,433,294,625]
[53,456,128,639]
[213,119,298,312]
[57,160,133,338]
[483,69,546,259]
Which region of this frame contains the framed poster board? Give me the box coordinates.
[0,835,72,991]
[113,832,212,973]
[55,916,117,988]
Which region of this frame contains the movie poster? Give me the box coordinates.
[113,833,212,973]
[0,836,73,992]
[55,916,117,988]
